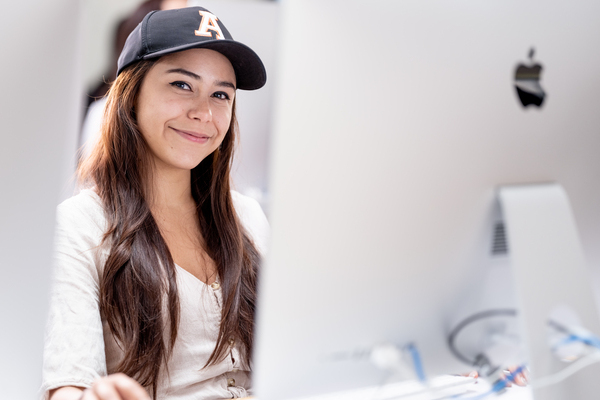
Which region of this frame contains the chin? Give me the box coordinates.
[155,148,218,172]
[178,159,207,171]
[175,151,215,170]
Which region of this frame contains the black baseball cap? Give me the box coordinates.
[117,6,266,90]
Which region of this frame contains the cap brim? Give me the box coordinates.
[143,39,266,91]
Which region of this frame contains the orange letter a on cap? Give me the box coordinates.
[195,10,225,40]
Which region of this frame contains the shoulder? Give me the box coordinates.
[231,190,270,255]
[55,188,107,245]
[57,188,104,213]
[57,188,106,222]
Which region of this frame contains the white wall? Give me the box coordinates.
[0,0,82,398]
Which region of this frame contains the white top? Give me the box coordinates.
[41,189,270,399]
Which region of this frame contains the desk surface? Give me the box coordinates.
[254,376,533,400]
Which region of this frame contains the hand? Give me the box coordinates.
[81,374,150,400]
[50,374,150,400]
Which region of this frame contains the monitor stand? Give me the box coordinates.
[499,183,600,400]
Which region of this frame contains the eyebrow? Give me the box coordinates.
[166,68,236,90]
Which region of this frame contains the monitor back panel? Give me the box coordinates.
[254,1,600,399]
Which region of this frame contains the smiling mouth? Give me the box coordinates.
[171,127,211,143]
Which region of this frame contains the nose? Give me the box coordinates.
[188,95,212,122]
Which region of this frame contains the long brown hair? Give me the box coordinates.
[78,59,261,397]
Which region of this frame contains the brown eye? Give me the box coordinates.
[170,81,191,91]
[213,91,230,100]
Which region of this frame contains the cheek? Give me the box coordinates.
[137,99,181,138]
[216,107,233,136]
[136,93,159,138]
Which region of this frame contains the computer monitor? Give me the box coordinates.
[253,1,600,399]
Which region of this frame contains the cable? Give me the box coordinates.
[447,310,600,397]
[547,319,600,351]
[447,364,526,400]
[547,318,571,334]
[488,365,526,393]
[405,343,427,383]
[447,309,517,374]
[530,351,600,390]
[554,334,600,351]
[446,310,600,372]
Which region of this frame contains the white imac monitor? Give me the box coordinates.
[254,1,600,400]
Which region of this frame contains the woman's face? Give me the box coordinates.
[136,48,236,173]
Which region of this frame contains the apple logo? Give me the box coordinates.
[514,48,545,107]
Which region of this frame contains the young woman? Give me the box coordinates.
[42,6,269,400]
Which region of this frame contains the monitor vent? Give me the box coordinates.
[491,222,508,255]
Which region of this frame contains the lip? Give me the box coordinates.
[171,127,211,143]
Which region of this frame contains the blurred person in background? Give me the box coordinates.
[43,6,268,400]
[80,0,187,161]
